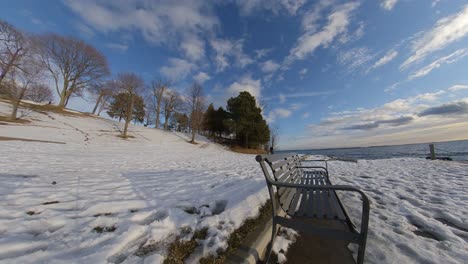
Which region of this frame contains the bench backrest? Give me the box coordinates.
[256,153,302,181]
[256,153,303,210]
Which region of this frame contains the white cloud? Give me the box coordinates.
[160,58,195,80]
[106,43,128,52]
[337,47,374,72]
[235,0,306,16]
[225,75,262,99]
[287,2,360,64]
[302,112,310,119]
[193,72,210,83]
[255,48,272,59]
[432,0,441,8]
[64,0,217,61]
[401,5,468,68]
[408,48,468,80]
[261,60,280,73]
[181,34,205,61]
[371,50,398,70]
[380,0,398,11]
[448,84,468,91]
[210,38,253,72]
[266,107,293,123]
[265,91,333,101]
[278,90,468,149]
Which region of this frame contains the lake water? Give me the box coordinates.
[281,139,468,161]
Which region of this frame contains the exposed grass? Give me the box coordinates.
[0,115,31,124]
[26,211,40,216]
[0,97,96,118]
[42,201,60,205]
[0,136,65,144]
[117,134,135,139]
[93,212,112,217]
[230,145,268,155]
[93,225,116,233]
[199,200,273,264]
[162,228,208,264]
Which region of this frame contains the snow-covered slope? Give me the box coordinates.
[0,101,467,263]
[0,102,269,263]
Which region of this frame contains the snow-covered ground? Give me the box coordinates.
[0,101,467,263]
[331,159,467,264]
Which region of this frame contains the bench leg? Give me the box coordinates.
[265,221,277,264]
[356,239,367,264]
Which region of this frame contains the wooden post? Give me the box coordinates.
[429,144,436,160]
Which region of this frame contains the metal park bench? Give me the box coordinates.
[256,153,370,264]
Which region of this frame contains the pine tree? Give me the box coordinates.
[203,103,216,136]
[227,91,270,148]
[107,92,145,124]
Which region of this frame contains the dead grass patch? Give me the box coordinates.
[199,200,272,264]
[43,201,59,205]
[163,228,208,264]
[0,115,31,124]
[0,136,65,144]
[93,225,116,233]
[117,134,135,139]
[0,98,97,119]
[26,211,40,216]
[93,212,112,217]
[230,145,268,155]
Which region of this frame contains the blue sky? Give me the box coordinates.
[2,0,468,149]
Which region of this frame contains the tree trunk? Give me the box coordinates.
[163,112,169,130]
[10,87,26,120]
[58,93,67,108]
[92,93,103,114]
[11,99,20,120]
[191,128,196,143]
[123,94,135,137]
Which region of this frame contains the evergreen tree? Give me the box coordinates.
[171,112,189,132]
[107,92,145,124]
[214,107,229,137]
[203,103,216,136]
[227,91,270,148]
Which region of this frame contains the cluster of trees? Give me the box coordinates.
[0,19,109,120]
[202,91,270,149]
[0,19,271,147]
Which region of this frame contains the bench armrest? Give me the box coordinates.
[296,166,327,170]
[269,181,370,240]
[300,159,328,170]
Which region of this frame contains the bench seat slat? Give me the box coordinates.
[288,176,306,215]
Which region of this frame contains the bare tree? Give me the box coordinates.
[187,82,206,143]
[24,83,53,103]
[116,73,144,137]
[90,79,118,115]
[150,80,168,128]
[162,90,182,130]
[8,52,44,119]
[0,20,28,87]
[34,33,110,108]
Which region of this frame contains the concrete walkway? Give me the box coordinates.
[227,214,357,264]
[284,221,355,264]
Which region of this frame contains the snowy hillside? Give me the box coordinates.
[0,101,467,264]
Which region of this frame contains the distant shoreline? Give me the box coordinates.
[279,138,468,152]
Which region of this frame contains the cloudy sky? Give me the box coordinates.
[2,0,468,149]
